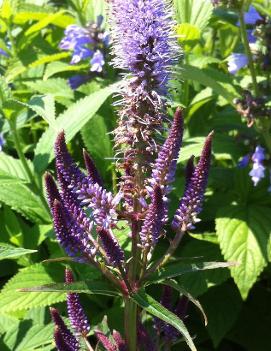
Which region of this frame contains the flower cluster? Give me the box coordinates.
[59,16,109,89]
[47,0,213,350]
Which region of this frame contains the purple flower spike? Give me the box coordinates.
[44,172,61,211]
[140,185,164,247]
[50,308,79,351]
[185,156,195,188]
[175,295,189,321]
[96,227,124,266]
[228,53,248,74]
[172,132,213,232]
[83,149,103,186]
[112,330,127,351]
[95,330,117,351]
[55,131,85,187]
[150,108,184,193]
[65,268,90,337]
[249,145,266,186]
[52,200,93,261]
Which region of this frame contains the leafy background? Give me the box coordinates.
[0,0,271,350]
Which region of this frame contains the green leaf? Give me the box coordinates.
[132,289,197,351]
[0,152,32,181]
[44,61,87,80]
[26,95,56,126]
[147,260,234,284]
[216,204,271,299]
[176,23,200,43]
[179,64,238,103]
[20,280,120,297]
[25,10,68,36]
[0,263,66,312]
[0,174,50,223]
[0,243,37,261]
[161,279,207,326]
[33,82,119,173]
[174,0,213,30]
[200,281,242,347]
[4,320,54,351]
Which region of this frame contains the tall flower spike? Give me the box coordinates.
[172,132,213,232]
[139,185,164,247]
[83,149,103,186]
[109,0,179,209]
[150,108,184,193]
[137,322,157,351]
[112,330,127,351]
[50,307,79,351]
[65,268,90,337]
[95,330,117,351]
[44,172,61,211]
[52,200,93,261]
[96,227,125,266]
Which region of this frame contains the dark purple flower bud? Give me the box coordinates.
[139,185,164,247]
[52,200,94,261]
[96,227,124,266]
[237,154,250,168]
[172,132,213,232]
[150,108,183,192]
[175,295,189,321]
[83,149,103,186]
[155,286,173,333]
[65,268,90,337]
[112,330,127,351]
[95,330,117,351]
[137,322,157,351]
[55,131,86,187]
[50,307,79,351]
[69,74,90,90]
[44,172,61,211]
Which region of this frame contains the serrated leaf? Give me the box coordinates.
[174,0,213,30]
[20,280,120,297]
[27,95,56,126]
[0,152,32,181]
[29,52,70,68]
[33,82,119,173]
[216,204,271,299]
[0,243,37,261]
[132,289,197,351]
[176,23,200,43]
[0,263,66,312]
[147,260,234,284]
[4,320,54,351]
[0,174,50,223]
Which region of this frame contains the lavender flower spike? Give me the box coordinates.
[96,227,124,266]
[50,307,79,351]
[65,268,90,337]
[150,107,184,193]
[44,172,61,211]
[83,149,103,186]
[139,185,164,247]
[172,132,213,232]
[95,330,117,351]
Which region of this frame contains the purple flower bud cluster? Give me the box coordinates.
[95,329,127,351]
[59,16,109,88]
[45,131,123,267]
[65,268,90,336]
[172,133,213,232]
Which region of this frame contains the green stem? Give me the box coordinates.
[238,10,259,96]
[83,337,94,351]
[124,298,137,351]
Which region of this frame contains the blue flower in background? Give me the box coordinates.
[228,53,248,74]
[0,132,5,151]
[238,154,250,168]
[60,16,109,89]
[0,48,8,57]
[90,50,105,72]
[243,5,262,25]
[247,29,257,44]
[249,146,266,186]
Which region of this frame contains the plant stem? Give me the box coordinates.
[239,9,271,153]
[142,229,185,281]
[238,10,259,96]
[124,298,138,351]
[83,337,94,351]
